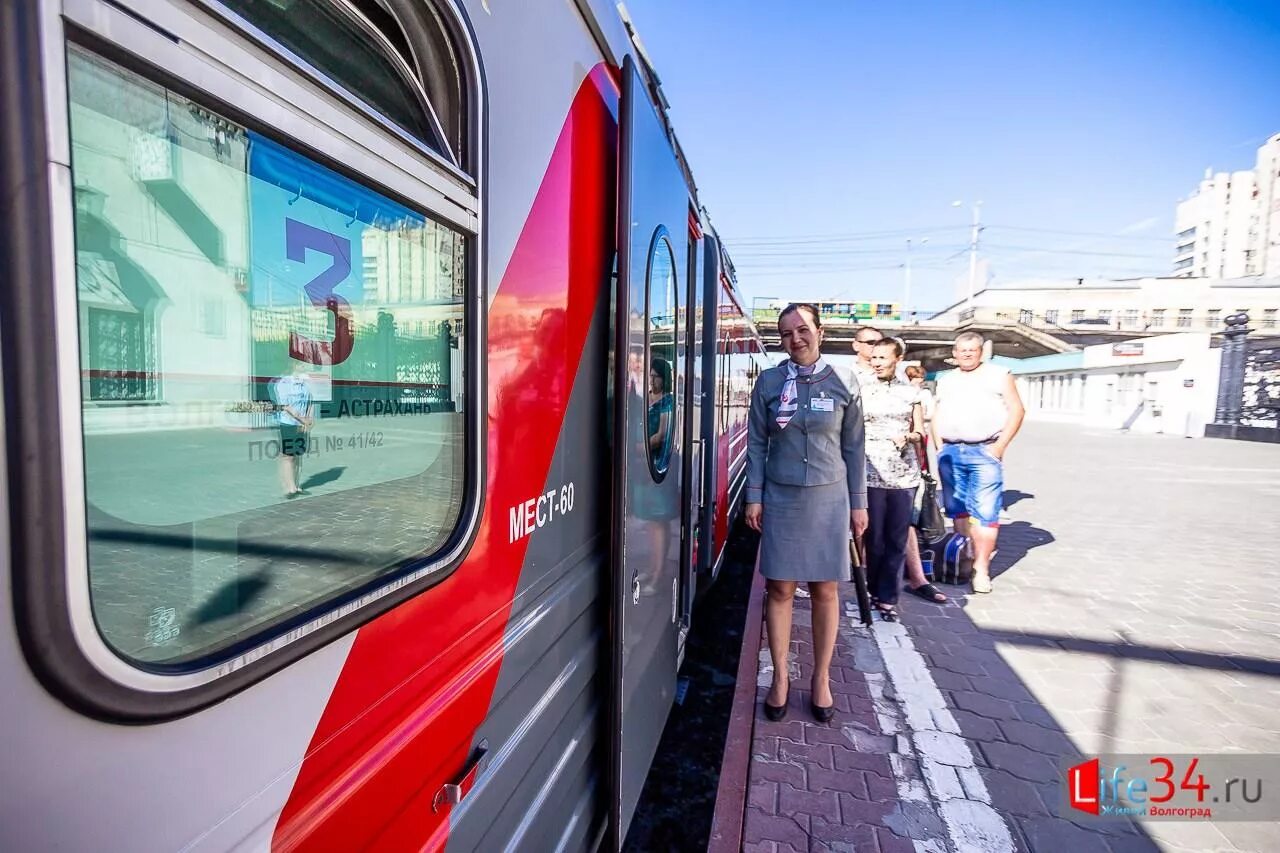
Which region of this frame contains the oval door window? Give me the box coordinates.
[645,233,677,479]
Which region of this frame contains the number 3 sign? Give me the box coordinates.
[285,218,354,366]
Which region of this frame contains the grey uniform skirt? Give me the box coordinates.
[759,479,851,582]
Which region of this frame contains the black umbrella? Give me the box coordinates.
[849,536,872,627]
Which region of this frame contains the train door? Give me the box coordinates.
[676,217,703,651]
[608,55,689,848]
[695,236,721,582]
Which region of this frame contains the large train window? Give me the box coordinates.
[67,44,469,669]
[220,0,466,168]
[646,231,677,479]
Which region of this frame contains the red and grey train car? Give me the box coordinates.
[0,0,768,849]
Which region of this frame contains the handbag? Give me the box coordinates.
[915,471,947,544]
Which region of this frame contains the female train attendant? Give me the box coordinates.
[745,303,868,723]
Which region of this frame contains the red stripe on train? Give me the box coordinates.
[272,64,620,852]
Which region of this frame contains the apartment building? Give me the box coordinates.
[1174,132,1280,278]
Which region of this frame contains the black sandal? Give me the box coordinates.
[876,604,899,622]
[908,583,947,604]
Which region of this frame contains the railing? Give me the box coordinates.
[1208,315,1279,441]
[942,306,1279,334]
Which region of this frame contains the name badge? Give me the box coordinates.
[810,398,834,412]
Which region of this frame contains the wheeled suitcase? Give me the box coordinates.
[926,533,973,585]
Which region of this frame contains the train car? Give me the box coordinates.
[0,0,771,850]
[753,297,902,326]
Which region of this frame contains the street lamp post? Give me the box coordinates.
[953,200,984,311]
[903,237,927,324]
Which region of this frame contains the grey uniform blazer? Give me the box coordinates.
[746,362,868,510]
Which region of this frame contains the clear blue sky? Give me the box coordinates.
[625,0,1280,312]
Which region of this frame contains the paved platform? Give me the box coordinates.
[715,422,1280,852]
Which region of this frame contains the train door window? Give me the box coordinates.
[646,231,677,479]
[63,25,474,672]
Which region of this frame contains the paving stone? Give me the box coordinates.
[970,676,1039,703]
[847,729,896,754]
[748,781,779,815]
[1214,821,1280,853]
[1013,703,1060,729]
[832,747,893,779]
[1014,817,1112,853]
[742,807,812,850]
[837,792,895,826]
[875,827,916,853]
[940,799,1018,852]
[829,676,872,698]
[949,708,1006,742]
[808,817,879,851]
[778,740,834,770]
[755,718,809,743]
[950,690,1022,720]
[914,730,976,767]
[956,765,990,802]
[997,719,1076,757]
[928,668,974,692]
[927,653,990,677]
[979,741,1059,783]
[1096,835,1162,853]
[806,765,869,798]
[752,759,806,788]
[928,708,963,734]
[920,758,966,800]
[803,724,854,748]
[778,784,839,821]
[977,767,1050,816]
[753,735,781,762]
[864,769,898,803]
[879,800,951,843]
[740,841,775,853]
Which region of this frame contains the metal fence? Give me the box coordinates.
[1207,313,1280,442]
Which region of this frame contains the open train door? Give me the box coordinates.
[608,54,690,849]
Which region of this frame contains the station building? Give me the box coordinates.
[991,333,1222,437]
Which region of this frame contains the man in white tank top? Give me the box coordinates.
[931,332,1026,593]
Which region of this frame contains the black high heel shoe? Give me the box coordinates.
[763,684,789,721]
[811,679,835,723]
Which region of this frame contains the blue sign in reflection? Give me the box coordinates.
[247,132,424,309]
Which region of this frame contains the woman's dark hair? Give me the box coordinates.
[905,364,926,380]
[650,357,672,393]
[778,302,822,330]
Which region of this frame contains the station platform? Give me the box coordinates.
[707,423,1280,853]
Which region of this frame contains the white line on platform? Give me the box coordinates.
[869,619,1017,853]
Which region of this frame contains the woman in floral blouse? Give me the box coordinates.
[862,339,926,620]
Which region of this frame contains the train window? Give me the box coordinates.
[220,0,465,167]
[68,46,468,667]
[646,232,677,479]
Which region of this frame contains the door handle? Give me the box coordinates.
[691,438,705,508]
[433,739,489,813]
[632,569,641,605]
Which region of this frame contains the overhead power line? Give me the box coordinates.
[730,243,970,259]
[725,225,970,246]
[984,224,1173,243]
[722,223,1173,249]
[982,243,1168,259]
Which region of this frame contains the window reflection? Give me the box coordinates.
[646,236,677,478]
[68,47,468,666]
